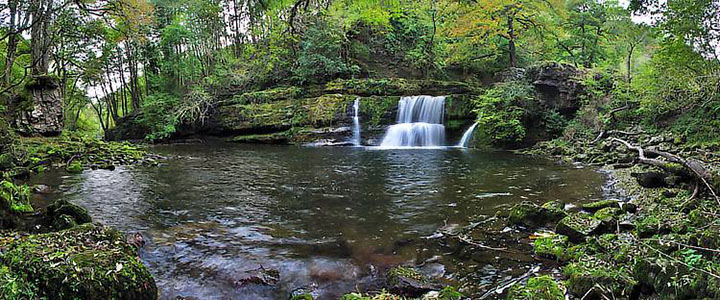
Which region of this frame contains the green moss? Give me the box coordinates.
[0,224,157,299]
[359,96,398,126]
[533,233,569,260]
[507,275,566,300]
[340,290,402,300]
[564,257,636,298]
[581,200,619,212]
[593,207,622,223]
[65,161,83,174]
[231,131,290,144]
[509,201,566,227]
[386,266,426,287]
[230,86,303,105]
[290,294,314,300]
[555,213,602,242]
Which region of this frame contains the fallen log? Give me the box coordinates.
[609,137,720,205]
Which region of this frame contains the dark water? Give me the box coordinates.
[29,143,608,299]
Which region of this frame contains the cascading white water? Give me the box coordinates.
[352,98,361,146]
[457,122,478,148]
[380,96,446,148]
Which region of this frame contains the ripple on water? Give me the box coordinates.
[29,143,609,299]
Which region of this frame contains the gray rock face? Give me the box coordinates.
[527,62,584,118]
[14,76,64,136]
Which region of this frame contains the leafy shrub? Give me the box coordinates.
[293,17,355,84]
[473,81,534,147]
[0,180,33,213]
[137,92,180,141]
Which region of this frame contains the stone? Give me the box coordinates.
[581,200,619,212]
[509,201,567,228]
[387,266,439,298]
[13,75,64,136]
[0,224,157,299]
[507,275,566,300]
[45,199,92,228]
[555,213,602,242]
[526,62,584,118]
[236,266,280,286]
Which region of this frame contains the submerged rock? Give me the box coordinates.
[0,224,157,299]
[236,266,280,287]
[555,213,602,242]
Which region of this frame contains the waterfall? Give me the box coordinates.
[457,122,478,148]
[352,98,361,146]
[380,96,446,148]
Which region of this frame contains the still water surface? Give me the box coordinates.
[31,144,608,299]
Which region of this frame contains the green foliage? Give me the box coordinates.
[293,17,355,84]
[507,275,566,300]
[0,180,33,213]
[473,81,533,147]
[137,92,181,141]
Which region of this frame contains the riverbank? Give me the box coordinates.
[0,135,161,299]
[499,132,720,299]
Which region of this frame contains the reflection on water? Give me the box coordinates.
[30,143,607,299]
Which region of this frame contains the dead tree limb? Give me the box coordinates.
[609,138,720,205]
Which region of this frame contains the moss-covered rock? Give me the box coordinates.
[564,256,636,298]
[593,207,623,228]
[555,213,602,242]
[229,86,303,105]
[581,200,619,212]
[509,201,567,228]
[386,266,438,298]
[231,131,290,144]
[533,233,569,260]
[0,224,157,299]
[507,275,566,300]
[45,199,92,229]
[633,249,720,299]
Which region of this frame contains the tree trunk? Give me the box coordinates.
[507,14,517,68]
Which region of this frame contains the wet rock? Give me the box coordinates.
[581,200,619,212]
[509,201,567,228]
[289,286,317,300]
[555,213,602,243]
[507,275,566,300]
[620,202,637,213]
[236,266,280,286]
[32,184,53,194]
[0,224,157,299]
[126,232,146,251]
[387,266,440,298]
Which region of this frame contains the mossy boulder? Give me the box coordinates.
[581,200,619,212]
[386,266,438,297]
[45,199,92,229]
[509,201,567,228]
[555,213,602,242]
[593,207,623,229]
[0,224,157,299]
[564,257,636,298]
[533,233,569,260]
[507,275,566,300]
